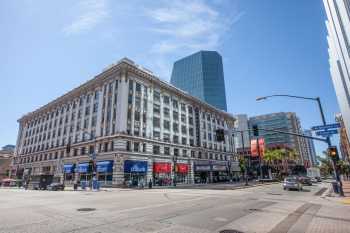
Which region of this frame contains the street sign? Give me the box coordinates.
[311,123,340,131]
[315,129,338,137]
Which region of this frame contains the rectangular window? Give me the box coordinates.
[182,149,187,157]
[153,145,160,154]
[163,120,170,130]
[172,99,178,109]
[181,103,186,112]
[153,91,160,102]
[163,107,170,117]
[173,111,179,121]
[163,133,170,142]
[153,104,160,115]
[163,96,170,104]
[174,148,179,156]
[153,131,160,139]
[153,117,160,128]
[181,114,186,123]
[134,142,139,152]
[164,147,170,155]
[173,135,179,144]
[181,125,187,134]
[173,123,179,132]
[182,137,187,145]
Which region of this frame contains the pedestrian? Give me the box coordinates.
[148,179,152,189]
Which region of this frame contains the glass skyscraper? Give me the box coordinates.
[170,51,227,111]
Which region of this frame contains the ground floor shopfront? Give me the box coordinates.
[193,160,231,184]
[14,153,234,187]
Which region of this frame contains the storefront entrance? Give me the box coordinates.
[175,163,189,184]
[97,161,113,186]
[153,162,171,186]
[124,160,147,187]
[212,162,229,182]
[63,164,75,183]
[194,161,211,184]
[78,163,91,184]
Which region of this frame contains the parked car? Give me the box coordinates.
[310,177,318,183]
[283,176,303,191]
[298,176,312,186]
[47,183,65,191]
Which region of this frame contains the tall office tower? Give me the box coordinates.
[303,130,318,167]
[233,114,251,155]
[324,0,350,141]
[170,51,227,111]
[249,112,307,164]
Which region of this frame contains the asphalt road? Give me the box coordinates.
[0,182,349,233]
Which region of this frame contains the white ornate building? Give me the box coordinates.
[12,58,236,186]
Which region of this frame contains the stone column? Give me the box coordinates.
[147,157,153,184]
[113,154,124,186]
[188,160,194,184]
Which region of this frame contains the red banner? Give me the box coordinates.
[176,164,189,173]
[251,140,258,157]
[258,138,265,158]
[153,163,171,173]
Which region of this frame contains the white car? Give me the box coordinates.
[283,177,303,191]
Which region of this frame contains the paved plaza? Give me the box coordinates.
[0,183,349,233]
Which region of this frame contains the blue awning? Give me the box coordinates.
[64,164,74,174]
[124,160,147,173]
[97,160,113,173]
[78,163,89,173]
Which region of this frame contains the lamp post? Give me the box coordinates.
[82,131,98,190]
[233,130,249,185]
[173,154,177,187]
[256,94,344,196]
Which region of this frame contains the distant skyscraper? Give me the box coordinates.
[303,130,318,167]
[249,112,307,164]
[233,114,251,155]
[170,51,227,111]
[323,0,350,141]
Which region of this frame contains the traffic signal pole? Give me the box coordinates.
[316,98,344,196]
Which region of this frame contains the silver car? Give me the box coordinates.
[283,177,303,191]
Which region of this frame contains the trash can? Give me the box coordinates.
[331,181,339,194]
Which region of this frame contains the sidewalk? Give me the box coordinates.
[342,180,350,197]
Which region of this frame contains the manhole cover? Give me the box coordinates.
[248,208,262,212]
[77,208,96,212]
[267,192,282,196]
[220,230,245,233]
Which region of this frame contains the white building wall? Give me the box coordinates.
[324,0,350,141]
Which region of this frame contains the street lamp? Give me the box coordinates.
[82,131,98,190]
[256,94,344,196]
[173,154,177,187]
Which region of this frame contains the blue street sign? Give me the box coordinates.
[315,129,338,137]
[311,123,340,131]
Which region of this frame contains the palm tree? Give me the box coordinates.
[263,149,283,179]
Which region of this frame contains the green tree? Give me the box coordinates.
[263,149,284,179]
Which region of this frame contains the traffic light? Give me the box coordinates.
[252,125,259,136]
[328,146,339,161]
[216,129,225,142]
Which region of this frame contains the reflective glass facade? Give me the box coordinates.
[170,51,227,111]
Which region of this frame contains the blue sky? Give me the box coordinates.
[0,0,339,155]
